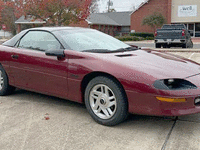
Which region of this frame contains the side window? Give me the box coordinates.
[18,31,62,51]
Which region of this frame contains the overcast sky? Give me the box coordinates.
[98,0,146,12]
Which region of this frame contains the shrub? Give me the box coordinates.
[144,37,154,40]
[115,36,145,41]
[130,32,154,38]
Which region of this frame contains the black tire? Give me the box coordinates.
[190,41,193,48]
[182,43,187,48]
[163,44,167,48]
[0,65,15,96]
[84,76,128,126]
[155,43,161,48]
[167,45,171,48]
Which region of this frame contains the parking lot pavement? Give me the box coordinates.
[0,89,176,150]
[187,53,200,63]
[163,51,200,150]
[1,50,200,150]
[166,51,200,63]
[165,120,200,150]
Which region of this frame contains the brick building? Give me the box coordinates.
[15,15,46,33]
[131,0,171,33]
[131,0,200,37]
[15,12,131,37]
[87,12,131,36]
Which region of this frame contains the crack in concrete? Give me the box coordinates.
[177,119,200,123]
[161,117,178,150]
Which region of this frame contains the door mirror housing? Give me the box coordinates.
[45,49,65,57]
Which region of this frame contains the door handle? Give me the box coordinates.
[11,55,19,59]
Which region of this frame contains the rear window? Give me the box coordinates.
[162,25,185,29]
[2,30,27,47]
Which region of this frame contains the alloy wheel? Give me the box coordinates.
[89,84,117,119]
[0,70,3,90]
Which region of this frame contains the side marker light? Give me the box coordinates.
[156,97,186,102]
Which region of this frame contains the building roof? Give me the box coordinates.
[15,15,46,24]
[87,11,132,26]
[14,27,93,33]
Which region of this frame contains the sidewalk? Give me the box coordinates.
[192,37,200,44]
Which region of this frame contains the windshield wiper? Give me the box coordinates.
[112,48,126,53]
[82,47,138,53]
[113,47,138,53]
[125,46,138,51]
[82,49,111,53]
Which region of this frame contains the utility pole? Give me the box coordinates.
[107,0,110,12]
[107,0,113,13]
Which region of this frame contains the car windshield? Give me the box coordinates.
[56,29,131,52]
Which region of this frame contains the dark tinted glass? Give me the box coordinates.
[162,25,185,29]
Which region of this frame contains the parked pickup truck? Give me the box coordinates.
[154,24,193,48]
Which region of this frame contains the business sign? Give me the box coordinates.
[178,5,197,17]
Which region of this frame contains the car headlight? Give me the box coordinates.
[153,78,197,90]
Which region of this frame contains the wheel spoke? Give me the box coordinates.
[108,101,116,107]
[91,90,101,96]
[93,100,100,110]
[105,86,109,96]
[107,108,113,115]
[97,106,101,113]
[109,96,115,100]
[101,86,104,93]
[91,95,98,100]
[102,108,110,117]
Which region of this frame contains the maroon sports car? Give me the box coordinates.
[1,27,200,126]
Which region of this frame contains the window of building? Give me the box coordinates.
[188,24,194,37]
[195,23,200,37]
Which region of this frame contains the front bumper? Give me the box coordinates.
[127,90,200,116]
[126,74,200,116]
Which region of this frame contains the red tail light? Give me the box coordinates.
[155,30,157,37]
[182,29,185,36]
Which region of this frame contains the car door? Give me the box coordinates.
[10,30,68,98]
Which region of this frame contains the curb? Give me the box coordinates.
[141,48,200,52]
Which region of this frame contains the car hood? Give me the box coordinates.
[92,50,200,80]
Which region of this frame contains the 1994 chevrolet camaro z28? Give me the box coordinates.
[1,27,200,126]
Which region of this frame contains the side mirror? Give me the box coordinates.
[45,49,65,57]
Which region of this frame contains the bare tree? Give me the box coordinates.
[107,0,115,13]
[90,0,99,13]
[130,4,136,12]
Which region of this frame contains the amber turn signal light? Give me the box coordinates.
[156,97,186,102]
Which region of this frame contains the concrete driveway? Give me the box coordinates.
[0,90,175,150]
[1,44,200,150]
[1,89,200,150]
